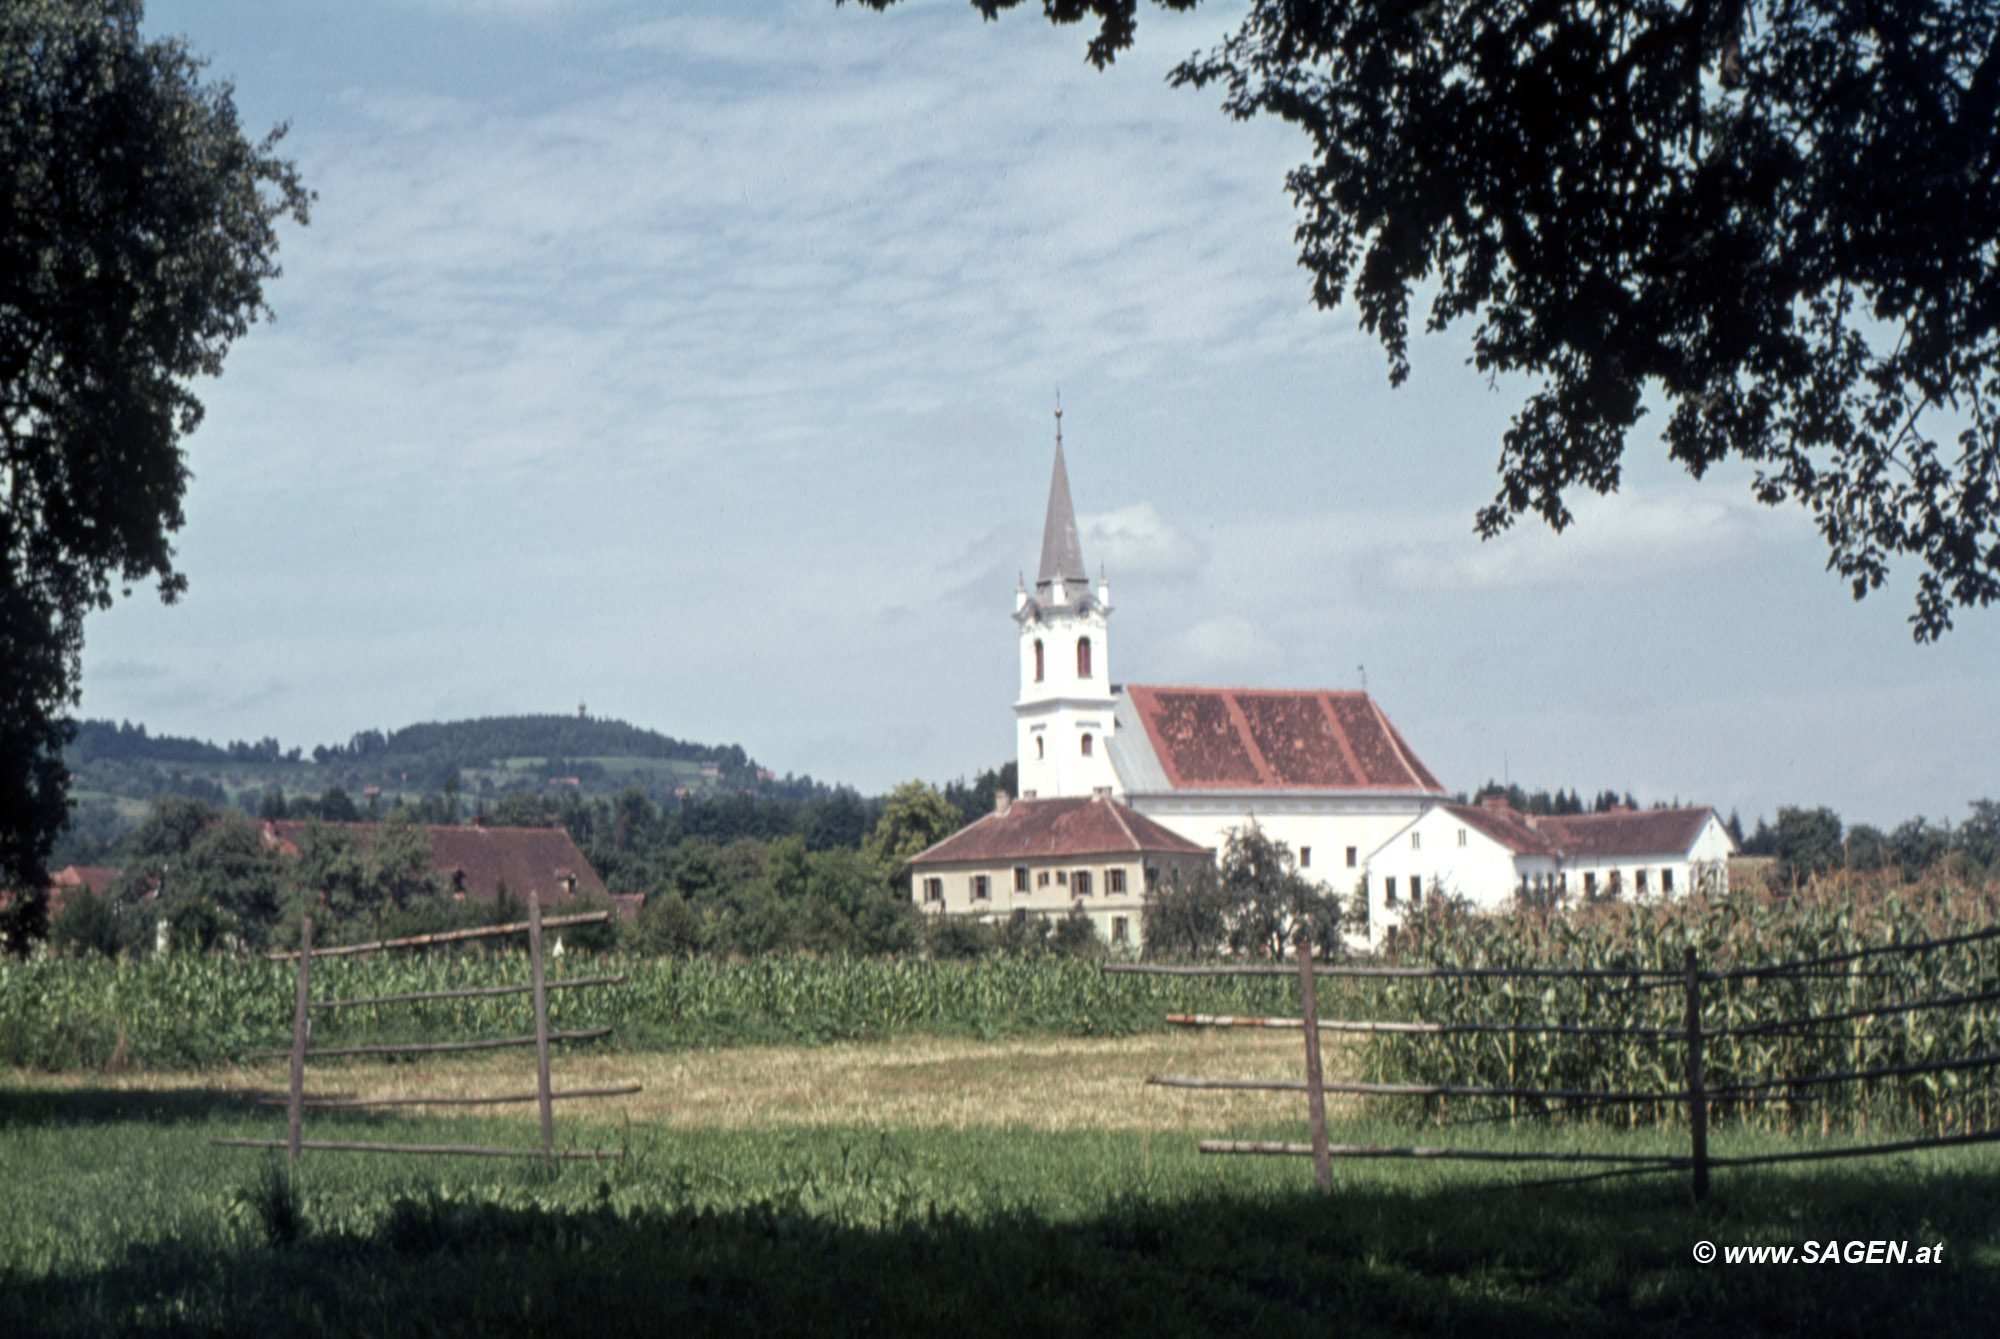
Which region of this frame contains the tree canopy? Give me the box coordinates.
[0,0,309,942]
[856,0,2000,638]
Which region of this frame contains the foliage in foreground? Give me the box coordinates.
[1364,882,2000,1135]
[2,1097,1997,1337]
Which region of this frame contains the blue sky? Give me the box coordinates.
[84,0,1997,829]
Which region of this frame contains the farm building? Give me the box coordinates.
[940,411,1734,949]
[260,820,633,917]
[906,792,1211,948]
[1362,797,1735,946]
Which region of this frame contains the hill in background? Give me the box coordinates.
[65,713,816,823]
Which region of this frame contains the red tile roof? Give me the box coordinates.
[262,821,609,905]
[1443,802,1723,859]
[1124,685,1446,793]
[910,796,1211,866]
[1535,807,1723,859]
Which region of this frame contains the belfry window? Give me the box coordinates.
[1080,733,1094,757]
[1034,639,1044,682]
[1076,636,1092,678]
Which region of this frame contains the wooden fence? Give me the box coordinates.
[1110,924,2000,1199]
[214,898,637,1161]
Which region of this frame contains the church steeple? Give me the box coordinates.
[1036,406,1090,603]
[1014,402,1116,801]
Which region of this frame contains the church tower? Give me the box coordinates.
[1014,407,1117,798]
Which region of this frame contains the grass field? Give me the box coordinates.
[6,1033,2000,1336]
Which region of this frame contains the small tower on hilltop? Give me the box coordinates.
[1014,405,1117,799]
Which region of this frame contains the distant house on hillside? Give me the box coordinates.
[1364,797,1735,944]
[259,820,635,918]
[907,793,1212,949]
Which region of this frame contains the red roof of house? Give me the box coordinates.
[1443,801,1723,859]
[262,821,608,904]
[910,795,1212,866]
[1123,685,1446,793]
[52,866,121,895]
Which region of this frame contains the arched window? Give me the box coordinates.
[1076,636,1092,678]
[1034,639,1045,682]
[1035,736,1045,760]
[1081,733,1094,757]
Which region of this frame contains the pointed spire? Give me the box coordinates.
[1037,403,1089,599]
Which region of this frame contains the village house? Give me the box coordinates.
[1362,796,1735,945]
[906,792,1210,949]
[260,819,633,918]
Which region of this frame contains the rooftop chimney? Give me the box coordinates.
[994,791,1012,817]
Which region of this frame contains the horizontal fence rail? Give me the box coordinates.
[211,1139,626,1159]
[310,975,628,1009]
[257,1084,644,1109]
[264,911,614,961]
[1166,1012,1690,1040]
[242,1027,613,1061]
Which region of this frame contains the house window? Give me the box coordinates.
[1037,871,1051,888]
[1299,846,1312,869]
[1081,733,1094,757]
[1034,639,1044,682]
[923,877,943,903]
[1458,828,1467,847]
[1077,637,1093,678]
[1584,872,1597,897]
[1609,869,1623,896]
[1111,917,1129,945]
[1057,871,1068,886]
[1635,868,1649,895]
[1073,870,1092,896]
[1108,868,1126,894]
[1144,865,1160,893]
[1346,846,1358,868]
[1411,832,1421,850]
[1014,866,1030,892]
[1662,868,1674,894]
[1411,875,1424,907]
[972,874,990,901]
[1385,877,1398,905]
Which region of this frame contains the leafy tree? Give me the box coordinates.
[0,1,309,937]
[49,886,129,958]
[1845,823,1888,873]
[1050,905,1104,958]
[1140,863,1232,961]
[1220,823,1342,959]
[1888,816,1951,883]
[633,889,702,957]
[1957,799,2000,872]
[862,781,963,869]
[1773,805,1845,888]
[858,0,2000,637]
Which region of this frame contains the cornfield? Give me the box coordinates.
[1359,882,2000,1134]
[0,953,1301,1071]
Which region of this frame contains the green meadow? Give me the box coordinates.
[5,1034,1999,1337]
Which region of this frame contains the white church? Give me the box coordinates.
[909,414,1735,950]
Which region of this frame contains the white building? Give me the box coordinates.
[1364,797,1735,946]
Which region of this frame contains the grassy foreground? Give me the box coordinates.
[5,1035,2000,1336]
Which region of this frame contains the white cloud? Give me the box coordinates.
[1380,488,1786,592]
[1153,616,1288,683]
[1080,503,1205,577]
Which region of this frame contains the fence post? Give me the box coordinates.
[1296,935,1332,1193]
[1684,945,1707,1201]
[287,915,313,1162]
[528,896,555,1156]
